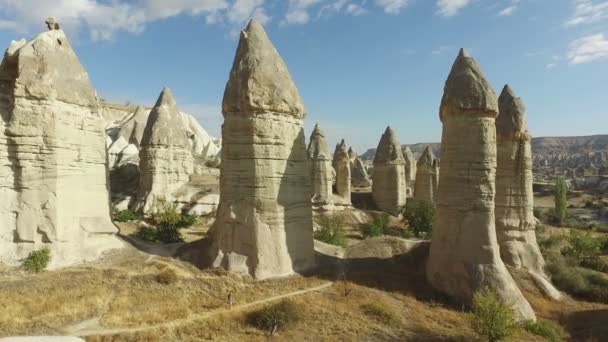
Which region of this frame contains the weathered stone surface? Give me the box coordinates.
[209,20,314,280]
[372,127,406,215]
[0,25,121,268]
[133,87,194,214]
[402,146,417,196]
[414,146,437,203]
[333,140,352,204]
[308,124,333,205]
[427,49,535,321]
[351,155,371,188]
[496,85,560,299]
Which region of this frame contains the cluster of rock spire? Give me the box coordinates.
[0,18,559,321]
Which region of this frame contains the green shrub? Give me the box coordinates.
[23,248,51,273]
[544,250,608,303]
[314,214,347,247]
[114,209,138,222]
[246,300,300,335]
[562,229,603,265]
[362,213,389,238]
[360,302,397,324]
[554,177,568,225]
[151,198,184,243]
[401,199,436,237]
[136,225,158,242]
[177,214,198,228]
[522,319,567,342]
[469,286,517,342]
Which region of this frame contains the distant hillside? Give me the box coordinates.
[360,135,608,162]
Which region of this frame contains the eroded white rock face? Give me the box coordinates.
[133,87,195,214]
[209,20,314,280]
[0,27,121,268]
[402,146,417,196]
[427,49,535,321]
[308,124,333,205]
[372,127,406,215]
[496,85,560,300]
[414,146,437,203]
[333,141,352,205]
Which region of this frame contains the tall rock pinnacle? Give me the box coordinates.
[414,146,437,203]
[372,127,406,215]
[308,123,333,205]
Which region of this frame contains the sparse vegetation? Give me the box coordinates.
[134,198,199,244]
[246,300,301,335]
[522,319,567,342]
[314,214,346,247]
[401,199,436,237]
[23,248,51,273]
[360,302,397,325]
[562,229,604,267]
[554,177,568,226]
[469,287,517,342]
[114,209,138,222]
[361,213,389,238]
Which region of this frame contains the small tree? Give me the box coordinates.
[401,199,436,237]
[554,177,568,225]
[469,287,517,342]
[314,214,347,247]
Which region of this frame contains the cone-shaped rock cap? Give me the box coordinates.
[418,146,436,167]
[348,146,358,160]
[308,123,331,160]
[334,140,350,162]
[374,126,404,165]
[402,146,415,160]
[497,84,527,136]
[439,48,498,121]
[141,87,189,147]
[222,19,306,118]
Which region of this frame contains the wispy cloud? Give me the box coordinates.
[436,0,470,17]
[346,3,368,15]
[499,5,517,16]
[564,0,608,27]
[431,45,453,55]
[567,33,608,64]
[375,0,410,14]
[546,63,557,69]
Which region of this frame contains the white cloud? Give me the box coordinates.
[499,5,516,16]
[436,0,470,17]
[565,0,608,27]
[346,3,368,15]
[546,63,557,69]
[0,0,268,41]
[567,33,608,64]
[431,45,453,55]
[375,0,410,14]
[284,0,323,25]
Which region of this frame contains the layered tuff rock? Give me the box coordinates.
[209,20,314,280]
[372,127,407,215]
[427,49,535,321]
[351,155,372,188]
[414,146,437,203]
[496,85,560,299]
[308,124,333,205]
[0,23,121,267]
[402,146,417,196]
[133,87,195,214]
[333,141,352,204]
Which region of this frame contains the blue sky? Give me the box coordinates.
[0,0,607,153]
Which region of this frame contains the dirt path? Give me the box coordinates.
[62,281,334,338]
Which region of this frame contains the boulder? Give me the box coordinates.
[209,20,315,279]
[426,49,535,321]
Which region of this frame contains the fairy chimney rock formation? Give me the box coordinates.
[372,127,407,215]
[496,85,560,299]
[209,20,314,279]
[351,149,372,188]
[308,124,333,205]
[427,49,536,321]
[0,22,122,267]
[403,146,417,195]
[133,87,194,213]
[413,146,437,203]
[333,141,352,204]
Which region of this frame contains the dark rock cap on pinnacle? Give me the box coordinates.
[497,84,527,136]
[439,48,498,121]
[308,123,331,160]
[141,86,189,147]
[222,19,306,118]
[374,126,405,165]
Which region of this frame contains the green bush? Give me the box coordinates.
[562,229,603,266]
[544,250,608,303]
[554,177,568,226]
[469,287,517,342]
[522,319,567,342]
[360,302,397,324]
[177,214,198,228]
[362,213,389,238]
[246,300,301,335]
[136,225,158,242]
[401,199,436,237]
[23,248,51,273]
[314,214,347,247]
[114,209,138,222]
[151,198,184,243]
